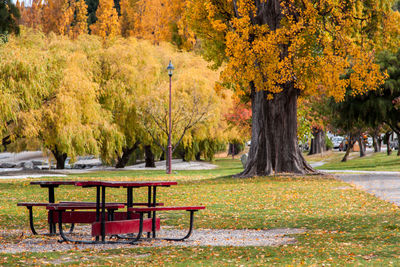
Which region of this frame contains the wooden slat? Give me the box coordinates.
[128,206,206,212]
[17,202,49,207]
[30,181,77,186]
[91,218,160,236]
[60,201,164,206]
[47,203,124,210]
[48,211,140,224]
[75,181,177,188]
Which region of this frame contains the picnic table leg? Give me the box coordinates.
[147,186,151,238]
[101,185,106,243]
[27,206,38,235]
[127,187,133,219]
[163,210,196,241]
[57,210,97,244]
[95,186,100,242]
[152,186,157,238]
[48,186,56,234]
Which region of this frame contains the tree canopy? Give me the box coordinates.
[186,0,400,176]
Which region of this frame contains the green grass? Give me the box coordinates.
[317,152,400,171]
[2,158,400,265]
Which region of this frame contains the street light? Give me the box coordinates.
[166,60,174,174]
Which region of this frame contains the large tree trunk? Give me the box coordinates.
[116,142,140,168]
[238,83,315,177]
[144,145,155,167]
[51,147,67,169]
[308,128,325,155]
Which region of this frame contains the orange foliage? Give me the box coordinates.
[70,0,88,39]
[17,0,43,29]
[41,0,74,35]
[120,0,195,48]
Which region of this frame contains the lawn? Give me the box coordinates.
[1,158,400,265]
[317,151,400,171]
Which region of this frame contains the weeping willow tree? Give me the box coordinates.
[0,29,122,168]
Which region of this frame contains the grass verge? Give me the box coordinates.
[317,151,400,171]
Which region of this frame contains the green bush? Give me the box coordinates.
[326,135,333,150]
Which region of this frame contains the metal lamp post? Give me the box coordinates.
[166,61,174,174]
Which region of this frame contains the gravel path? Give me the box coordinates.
[334,172,400,205]
[0,227,305,253]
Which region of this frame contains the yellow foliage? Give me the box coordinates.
[187,0,399,101]
[90,0,120,39]
[70,0,88,39]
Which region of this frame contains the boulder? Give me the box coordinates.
[32,160,45,166]
[0,162,16,168]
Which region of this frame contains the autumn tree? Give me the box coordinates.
[41,0,73,35]
[0,31,121,168]
[137,46,227,170]
[70,0,89,38]
[120,0,195,49]
[16,0,42,29]
[0,28,61,152]
[187,0,400,177]
[97,38,162,168]
[0,0,20,36]
[90,0,120,38]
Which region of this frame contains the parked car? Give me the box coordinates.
[331,136,344,149]
[390,138,399,150]
[367,137,373,148]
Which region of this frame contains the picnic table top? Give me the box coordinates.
[30,180,177,187]
[75,181,178,187]
[30,181,77,186]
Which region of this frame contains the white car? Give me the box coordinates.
[331,136,344,149]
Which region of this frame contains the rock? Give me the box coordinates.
[0,162,16,168]
[240,153,248,168]
[32,160,45,166]
[22,161,34,169]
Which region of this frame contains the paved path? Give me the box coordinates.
[333,172,400,205]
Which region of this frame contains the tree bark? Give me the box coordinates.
[358,135,366,157]
[308,128,325,155]
[51,147,67,169]
[195,152,201,161]
[116,141,140,168]
[385,131,392,156]
[144,145,155,167]
[238,83,315,177]
[372,134,381,152]
[341,137,356,162]
[2,135,10,151]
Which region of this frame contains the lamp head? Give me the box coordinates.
[167,60,174,76]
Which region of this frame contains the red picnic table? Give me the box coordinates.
[18,180,205,244]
